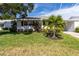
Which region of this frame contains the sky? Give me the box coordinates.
[28,3,79,19]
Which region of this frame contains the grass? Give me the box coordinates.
[0,30,79,56]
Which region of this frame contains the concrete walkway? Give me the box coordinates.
[64,32,79,38]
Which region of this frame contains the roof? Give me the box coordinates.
[0,17,42,22]
[16,17,41,20]
[1,16,79,22]
[69,16,79,19]
[64,16,79,21]
[0,20,13,24]
[26,17,40,19]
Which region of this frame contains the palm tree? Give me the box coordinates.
[44,15,64,39]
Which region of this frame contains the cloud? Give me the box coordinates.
[40,11,46,14]
[32,4,38,12]
[42,4,79,19]
[38,10,50,15]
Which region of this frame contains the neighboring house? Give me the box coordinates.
[64,16,79,32]
[0,16,79,32]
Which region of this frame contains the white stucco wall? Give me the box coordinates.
[3,21,12,28]
[74,22,79,29]
[0,27,2,30]
[17,21,21,27]
[65,21,75,31]
[0,20,13,28]
[68,21,74,31]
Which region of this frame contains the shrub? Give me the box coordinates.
[43,15,64,39]
[10,21,17,32]
[2,28,8,30]
[75,27,79,33]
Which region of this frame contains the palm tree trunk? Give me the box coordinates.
[52,29,57,39]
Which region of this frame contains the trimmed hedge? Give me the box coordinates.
[75,27,79,33]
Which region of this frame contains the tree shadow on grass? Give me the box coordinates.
[0,31,17,35]
[0,30,33,36]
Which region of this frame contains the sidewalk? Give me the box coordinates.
[64,32,79,38]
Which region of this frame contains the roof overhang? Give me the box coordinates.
[16,19,42,21]
[64,19,79,22]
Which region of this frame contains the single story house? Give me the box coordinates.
[0,17,43,32]
[0,16,79,32]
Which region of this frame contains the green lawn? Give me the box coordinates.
[0,30,79,56]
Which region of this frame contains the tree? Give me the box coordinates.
[0,3,34,32]
[44,15,64,39]
[0,3,34,19]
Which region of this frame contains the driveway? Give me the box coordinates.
[64,32,79,38]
